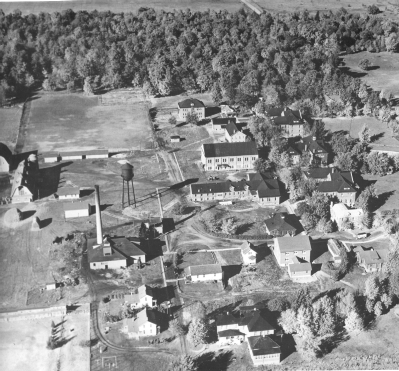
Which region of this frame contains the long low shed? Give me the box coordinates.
[63,201,91,218]
[58,150,109,161]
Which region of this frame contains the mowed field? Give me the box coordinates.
[342,52,399,97]
[1,0,398,16]
[0,313,90,371]
[323,116,399,152]
[20,93,152,153]
[0,107,23,151]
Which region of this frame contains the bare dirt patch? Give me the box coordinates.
[0,107,23,151]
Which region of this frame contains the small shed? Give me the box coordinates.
[82,149,109,159]
[64,201,91,219]
[170,135,181,143]
[46,282,56,290]
[57,187,80,200]
[43,152,59,163]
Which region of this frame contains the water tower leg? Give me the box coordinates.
[127,180,131,206]
[122,180,125,208]
[131,180,136,208]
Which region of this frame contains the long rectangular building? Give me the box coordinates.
[201,142,258,171]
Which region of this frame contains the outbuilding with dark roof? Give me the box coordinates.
[247,335,281,365]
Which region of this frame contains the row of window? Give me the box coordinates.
[254,354,278,359]
[208,157,257,163]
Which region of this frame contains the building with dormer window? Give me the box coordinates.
[177,98,205,120]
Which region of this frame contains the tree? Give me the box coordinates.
[367,4,380,14]
[366,152,391,176]
[358,58,371,71]
[211,82,223,104]
[46,336,56,350]
[83,77,93,95]
[220,218,238,234]
[278,308,297,334]
[139,222,147,239]
[355,185,377,213]
[186,112,198,125]
[292,287,312,313]
[358,124,371,144]
[168,355,198,371]
[334,152,356,171]
[345,310,364,332]
[66,80,75,93]
[374,301,384,317]
[268,297,289,312]
[187,318,209,346]
[168,116,177,126]
[330,133,354,155]
[253,158,272,173]
[310,120,326,139]
[364,274,381,302]
[316,217,334,233]
[169,320,185,337]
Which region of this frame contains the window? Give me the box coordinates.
[203,275,206,277]
[237,158,241,161]
[230,158,234,162]
[93,263,96,267]
[215,159,219,163]
[244,157,248,161]
[252,157,256,161]
[223,158,227,162]
[208,159,212,163]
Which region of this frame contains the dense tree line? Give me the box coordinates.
[0,7,397,111]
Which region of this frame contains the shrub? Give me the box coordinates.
[358,58,371,71]
[267,297,289,312]
[46,336,56,350]
[367,4,380,14]
[79,340,92,347]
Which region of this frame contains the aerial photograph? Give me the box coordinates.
[0,0,399,370]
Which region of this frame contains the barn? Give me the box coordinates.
[59,151,83,161]
[57,187,80,200]
[11,155,39,204]
[63,201,91,218]
[0,142,12,173]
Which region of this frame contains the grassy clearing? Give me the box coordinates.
[178,251,217,270]
[342,51,399,97]
[20,93,152,153]
[0,106,22,150]
[323,116,399,152]
[0,314,90,371]
[362,172,399,211]
[217,249,243,265]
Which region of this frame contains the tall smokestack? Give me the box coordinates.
[94,185,103,245]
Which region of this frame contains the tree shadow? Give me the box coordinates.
[319,328,349,356]
[222,265,242,286]
[40,217,52,228]
[38,162,73,198]
[372,190,395,212]
[197,350,234,371]
[367,65,380,71]
[370,132,385,143]
[205,107,221,117]
[340,66,367,78]
[22,209,36,219]
[80,189,94,197]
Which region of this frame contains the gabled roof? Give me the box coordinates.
[11,159,35,198]
[289,258,312,272]
[225,122,241,136]
[247,172,281,198]
[212,117,237,126]
[125,285,155,304]
[275,236,312,252]
[266,107,284,117]
[216,313,238,327]
[297,136,329,154]
[111,237,146,257]
[265,213,298,233]
[357,250,382,264]
[239,311,275,332]
[191,179,247,195]
[57,187,80,196]
[123,309,160,333]
[317,180,356,194]
[240,241,255,255]
[247,335,281,356]
[218,329,245,337]
[304,167,334,180]
[178,98,205,108]
[202,142,258,158]
[63,201,90,211]
[287,145,301,156]
[185,264,223,276]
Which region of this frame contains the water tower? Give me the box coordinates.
[121,163,136,208]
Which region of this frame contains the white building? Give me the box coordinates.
[287,256,312,281]
[82,149,108,159]
[177,98,205,121]
[201,142,258,171]
[225,122,247,143]
[124,285,157,309]
[240,241,257,265]
[273,236,312,267]
[184,264,223,283]
[122,309,161,339]
[59,151,83,161]
[57,187,80,200]
[43,152,59,163]
[247,336,281,366]
[63,201,90,218]
[330,203,363,229]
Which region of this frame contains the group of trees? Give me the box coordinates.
[0,7,396,111]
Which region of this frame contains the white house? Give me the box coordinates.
[122,309,161,339]
[184,264,223,283]
[212,117,237,132]
[220,104,236,117]
[63,201,90,218]
[247,335,281,366]
[240,241,257,265]
[124,285,157,309]
[330,203,363,229]
[287,256,312,281]
[327,239,343,265]
[201,142,258,171]
[225,122,247,143]
[57,187,80,200]
[273,236,312,267]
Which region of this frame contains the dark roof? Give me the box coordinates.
[0,142,12,165]
[265,213,298,234]
[202,142,258,158]
[266,108,284,117]
[218,329,245,337]
[297,136,328,154]
[317,180,356,193]
[286,145,301,156]
[59,151,84,157]
[178,98,205,108]
[190,173,281,198]
[170,135,180,139]
[225,122,240,136]
[275,236,312,252]
[43,152,59,158]
[289,262,312,272]
[239,311,275,332]
[82,149,108,156]
[216,313,238,326]
[304,167,334,179]
[63,201,90,211]
[185,264,223,276]
[57,187,80,196]
[247,336,281,356]
[212,117,237,126]
[87,236,146,264]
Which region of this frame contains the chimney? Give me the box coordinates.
[312,136,317,141]
[332,168,335,173]
[94,185,103,246]
[305,144,308,152]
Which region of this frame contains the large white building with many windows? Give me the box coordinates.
[177,98,205,120]
[201,142,258,171]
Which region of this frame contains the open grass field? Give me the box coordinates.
[341,51,399,97]
[19,93,152,153]
[0,107,23,151]
[0,313,90,371]
[323,116,399,152]
[1,0,398,18]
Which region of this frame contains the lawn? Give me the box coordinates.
[216,249,243,265]
[323,116,399,152]
[19,93,152,153]
[0,106,23,151]
[341,51,399,97]
[178,251,217,270]
[0,313,90,371]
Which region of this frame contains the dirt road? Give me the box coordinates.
[158,150,184,184]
